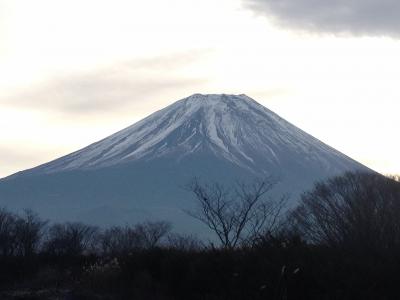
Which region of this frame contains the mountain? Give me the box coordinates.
[0,94,369,235]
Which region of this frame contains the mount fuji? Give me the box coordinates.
[0,94,369,234]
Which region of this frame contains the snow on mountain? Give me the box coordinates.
[0,94,370,234]
[20,93,363,177]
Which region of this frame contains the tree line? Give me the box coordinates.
[0,210,183,258]
[1,171,400,299]
[187,172,400,256]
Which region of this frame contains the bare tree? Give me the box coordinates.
[290,172,400,253]
[166,233,202,251]
[14,210,47,256]
[43,222,99,256]
[135,221,172,249]
[0,208,17,256]
[186,178,286,249]
[101,225,143,256]
[101,221,171,255]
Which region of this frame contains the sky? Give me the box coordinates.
[1,0,399,177]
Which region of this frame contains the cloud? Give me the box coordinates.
[2,50,210,114]
[243,0,400,37]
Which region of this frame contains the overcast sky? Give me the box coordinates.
[1,0,399,177]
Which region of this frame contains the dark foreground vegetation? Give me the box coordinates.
[1,172,400,300]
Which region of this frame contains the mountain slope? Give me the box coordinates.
[0,94,369,234]
[12,94,364,177]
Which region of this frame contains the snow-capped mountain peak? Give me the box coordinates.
[27,93,364,178]
[0,93,370,231]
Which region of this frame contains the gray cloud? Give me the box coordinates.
[244,0,400,37]
[2,50,209,114]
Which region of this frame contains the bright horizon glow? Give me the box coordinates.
[1,0,399,177]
